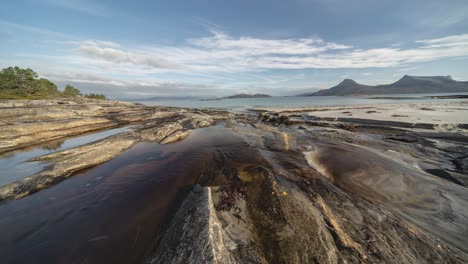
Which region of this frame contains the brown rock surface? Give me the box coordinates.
[0,98,230,201]
[1,99,468,263]
[149,106,468,263]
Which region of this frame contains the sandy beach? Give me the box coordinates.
[253,101,468,128]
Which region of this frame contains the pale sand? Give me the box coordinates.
[254,101,468,126]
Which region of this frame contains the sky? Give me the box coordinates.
[1,0,468,98]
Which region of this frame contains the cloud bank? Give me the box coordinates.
[3,22,468,97]
[75,31,468,72]
[77,40,175,69]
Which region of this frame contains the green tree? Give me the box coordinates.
[15,67,38,94]
[0,67,20,91]
[85,93,106,100]
[33,78,60,98]
[0,67,103,100]
[0,66,40,98]
[62,84,82,97]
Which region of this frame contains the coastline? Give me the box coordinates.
[0,98,231,201]
[0,98,467,263]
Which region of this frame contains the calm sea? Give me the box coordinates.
[132,93,468,111]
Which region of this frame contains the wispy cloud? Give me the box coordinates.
[0,19,74,40]
[416,34,468,48]
[74,30,468,72]
[417,4,468,28]
[41,71,127,87]
[189,30,352,55]
[42,70,229,98]
[46,0,114,17]
[3,21,468,96]
[396,66,418,72]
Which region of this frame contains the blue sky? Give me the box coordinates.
[1,0,468,98]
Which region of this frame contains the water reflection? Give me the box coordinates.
[0,126,248,264]
[0,126,132,187]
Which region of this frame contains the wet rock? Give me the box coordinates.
[140,122,184,142]
[0,133,139,201]
[0,99,228,201]
[0,99,222,154]
[259,112,289,125]
[386,134,420,143]
[159,147,468,263]
[2,99,468,263]
[385,132,434,146]
[147,186,233,264]
[453,156,468,174]
[425,169,465,186]
[160,130,191,144]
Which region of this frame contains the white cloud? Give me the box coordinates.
[188,30,351,55]
[41,71,127,86]
[416,34,468,48]
[41,70,230,98]
[41,31,468,97]
[4,22,468,96]
[76,40,175,69]
[74,31,468,73]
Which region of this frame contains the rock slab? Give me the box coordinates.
[148,185,234,264]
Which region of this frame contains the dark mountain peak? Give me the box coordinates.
[394,75,457,86]
[338,79,359,86]
[303,74,468,96]
[402,74,453,80]
[309,78,373,96]
[401,74,412,80]
[394,75,415,85]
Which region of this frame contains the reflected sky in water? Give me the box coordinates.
[0,126,131,186]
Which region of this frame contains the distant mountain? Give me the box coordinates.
[305,79,375,96]
[225,93,272,99]
[304,75,468,96]
[376,75,468,94]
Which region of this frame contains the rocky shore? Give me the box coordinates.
[1,99,468,263]
[0,98,231,201]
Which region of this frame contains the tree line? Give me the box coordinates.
[0,66,106,100]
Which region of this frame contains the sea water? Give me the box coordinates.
[133,93,468,111]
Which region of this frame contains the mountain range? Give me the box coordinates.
[301,75,468,96]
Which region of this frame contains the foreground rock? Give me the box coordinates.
[148,186,233,264]
[149,102,468,263]
[1,99,468,263]
[150,134,468,263]
[0,98,231,201]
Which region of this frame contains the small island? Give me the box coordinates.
[224,93,272,99]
